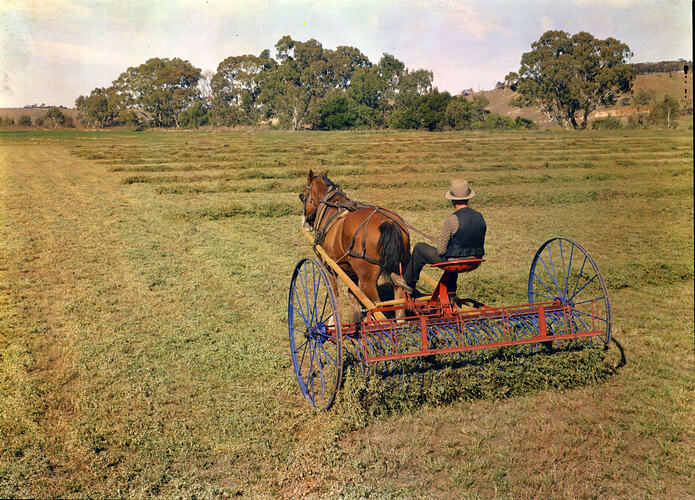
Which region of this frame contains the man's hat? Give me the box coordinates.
[445,179,475,200]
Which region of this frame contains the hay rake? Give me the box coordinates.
[289,230,611,410]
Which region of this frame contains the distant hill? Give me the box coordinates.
[631,60,692,75]
[472,72,693,127]
[0,107,82,127]
[468,88,553,126]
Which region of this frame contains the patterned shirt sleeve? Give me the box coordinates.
[437,213,459,255]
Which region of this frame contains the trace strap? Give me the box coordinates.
[310,188,437,267]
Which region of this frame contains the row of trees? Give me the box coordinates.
[70,31,687,132]
[0,108,74,129]
[631,60,691,75]
[75,36,529,131]
[592,95,685,130]
[75,38,425,130]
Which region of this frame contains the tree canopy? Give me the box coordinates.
[74,35,541,131]
[75,88,119,128]
[211,51,277,125]
[111,57,202,127]
[506,31,634,129]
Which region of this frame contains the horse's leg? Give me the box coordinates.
[334,263,364,324]
[354,260,382,306]
[393,286,405,321]
[345,258,381,324]
[347,291,363,325]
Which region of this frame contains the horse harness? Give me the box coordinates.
[308,186,408,266]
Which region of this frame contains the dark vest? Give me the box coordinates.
[445,207,486,258]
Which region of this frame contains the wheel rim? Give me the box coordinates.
[528,238,611,345]
[288,258,342,410]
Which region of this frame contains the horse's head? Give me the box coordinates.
[299,169,330,230]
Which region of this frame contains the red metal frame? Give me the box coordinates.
[333,260,604,365]
[338,299,603,363]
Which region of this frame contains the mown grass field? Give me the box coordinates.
[1,128,693,497]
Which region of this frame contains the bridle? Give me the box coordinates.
[300,178,319,226]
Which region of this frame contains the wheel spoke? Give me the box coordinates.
[311,264,319,327]
[301,265,311,326]
[570,273,599,301]
[538,252,562,298]
[569,255,589,300]
[547,244,563,299]
[314,345,325,406]
[319,343,336,365]
[531,269,555,297]
[294,338,309,353]
[558,240,568,298]
[570,311,591,331]
[293,281,308,322]
[292,325,309,335]
[573,296,605,306]
[319,288,330,323]
[299,338,310,372]
[530,290,554,301]
[572,309,608,323]
[564,242,575,299]
[291,301,308,325]
[308,342,316,406]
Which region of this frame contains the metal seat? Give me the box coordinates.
[427,258,485,311]
[430,258,484,274]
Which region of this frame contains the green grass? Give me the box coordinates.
[1,128,693,497]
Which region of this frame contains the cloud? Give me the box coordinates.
[569,0,634,6]
[440,1,513,39]
[0,0,91,20]
[540,15,555,33]
[34,41,132,69]
[391,0,507,39]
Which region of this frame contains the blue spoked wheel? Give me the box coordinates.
[528,238,611,346]
[288,258,343,410]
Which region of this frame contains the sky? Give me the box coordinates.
[0,0,692,107]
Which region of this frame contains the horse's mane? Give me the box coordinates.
[319,175,340,191]
[318,175,344,198]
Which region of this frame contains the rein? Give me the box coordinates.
[325,199,438,244]
[304,179,438,266]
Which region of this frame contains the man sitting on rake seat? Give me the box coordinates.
[391,179,486,295]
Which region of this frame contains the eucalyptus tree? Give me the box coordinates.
[505,31,634,129]
[111,57,201,127]
[75,87,119,128]
[394,68,433,109]
[211,50,277,125]
[327,45,371,89]
[257,37,375,129]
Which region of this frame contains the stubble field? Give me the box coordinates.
[1,128,693,497]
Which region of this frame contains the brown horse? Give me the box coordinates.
[299,170,411,322]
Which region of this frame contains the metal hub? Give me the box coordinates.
[305,323,328,344]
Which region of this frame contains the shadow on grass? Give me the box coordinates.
[610,336,627,370]
[337,337,626,425]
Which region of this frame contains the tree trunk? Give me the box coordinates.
[570,116,579,129]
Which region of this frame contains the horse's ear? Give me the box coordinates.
[322,170,328,177]
[308,169,314,183]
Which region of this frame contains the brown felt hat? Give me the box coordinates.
[445,179,475,200]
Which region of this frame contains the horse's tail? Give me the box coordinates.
[377,221,409,275]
